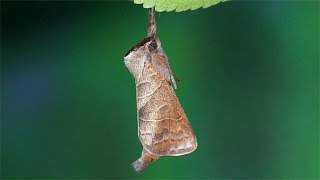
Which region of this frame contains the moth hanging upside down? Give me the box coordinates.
[124,8,197,173]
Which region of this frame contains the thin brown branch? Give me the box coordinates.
[147,7,156,37]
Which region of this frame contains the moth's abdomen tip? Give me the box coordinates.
[132,159,144,173]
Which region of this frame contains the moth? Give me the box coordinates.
[124,8,197,173]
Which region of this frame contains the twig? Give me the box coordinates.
[147,7,156,37]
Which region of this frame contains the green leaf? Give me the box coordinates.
[133,0,228,12]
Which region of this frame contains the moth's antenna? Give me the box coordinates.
[148,7,156,37]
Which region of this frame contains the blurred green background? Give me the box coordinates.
[1,1,319,179]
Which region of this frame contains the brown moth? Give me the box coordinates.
[124,8,197,173]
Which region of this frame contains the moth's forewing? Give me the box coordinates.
[125,36,197,157]
[137,57,197,156]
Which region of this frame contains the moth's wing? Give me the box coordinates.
[137,60,197,156]
[149,42,177,88]
[150,52,172,78]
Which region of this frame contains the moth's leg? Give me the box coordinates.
[173,74,181,83]
[170,75,177,89]
[132,148,160,173]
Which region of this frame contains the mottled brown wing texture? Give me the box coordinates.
[136,57,197,156]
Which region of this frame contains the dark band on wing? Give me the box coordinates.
[124,35,158,57]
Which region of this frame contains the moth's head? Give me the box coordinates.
[124,36,161,79]
[147,36,161,52]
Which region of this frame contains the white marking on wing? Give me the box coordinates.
[137,80,163,99]
[139,116,182,122]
